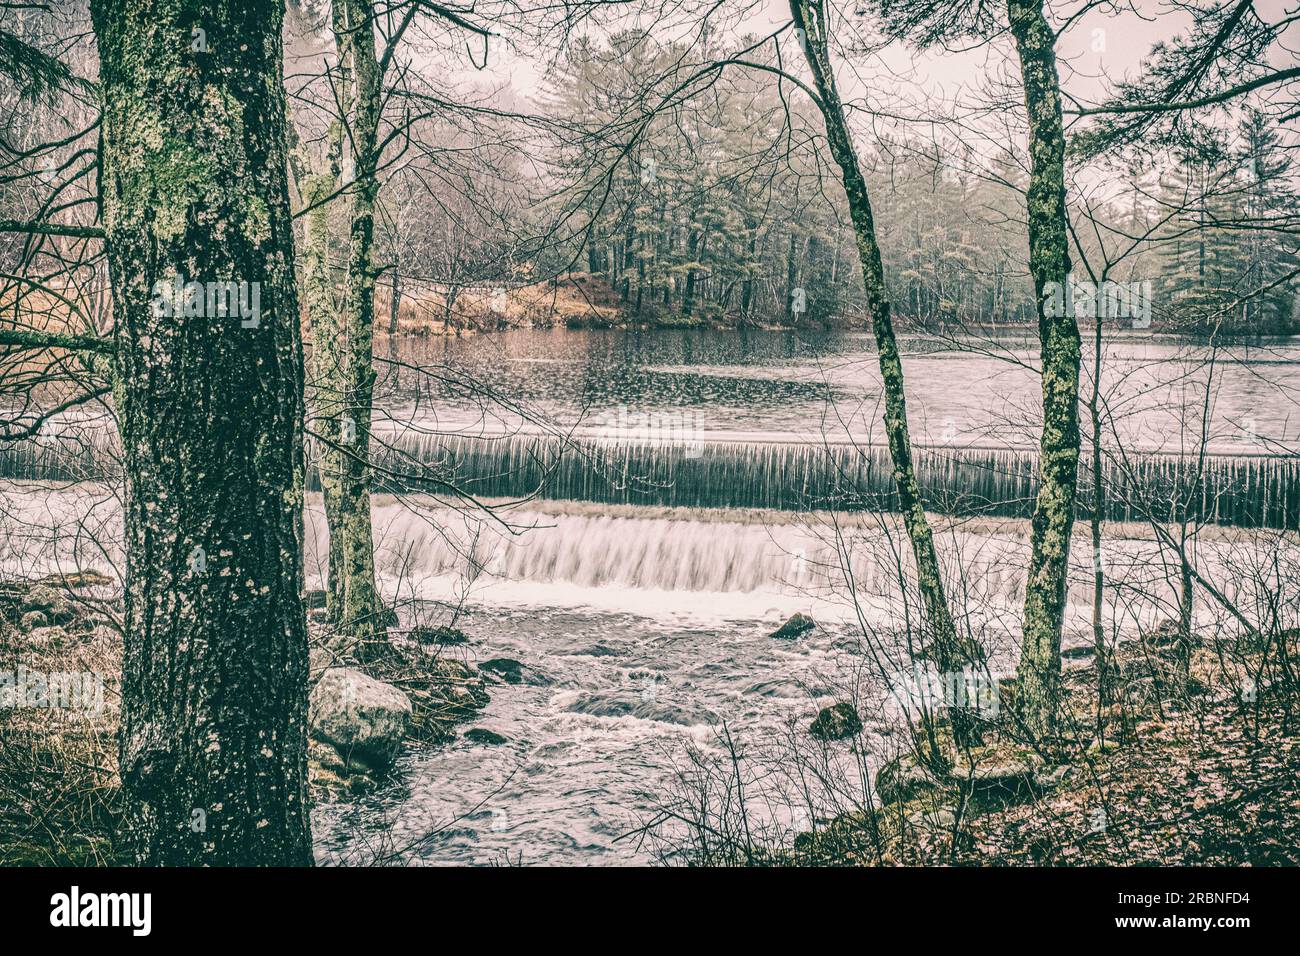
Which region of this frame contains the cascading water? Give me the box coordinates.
[5,419,1294,528]
[5,328,1298,864]
[368,428,1298,528]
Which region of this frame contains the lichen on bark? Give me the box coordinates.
[790,0,986,755]
[91,0,312,865]
[1007,0,1082,743]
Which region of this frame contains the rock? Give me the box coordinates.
[308,647,337,680]
[411,625,470,646]
[875,755,938,806]
[1087,737,1122,754]
[809,702,863,741]
[479,657,529,685]
[1141,618,1201,652]
[308,737,347,773]
[425,658,491,717]
[307,739,373,796]
[23,584,73,623]
[965,757,1043,807]
[1034,764,1071,789]
[771,613,815,640]
[906,807,957,831]
[309,667,412,769]
[19,610,49,631]
[464,727,508,746]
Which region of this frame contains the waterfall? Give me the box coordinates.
[2,421,1295,528]
[366,429,1297,529]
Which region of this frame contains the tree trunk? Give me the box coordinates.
[1008,0,1080,742]
[740,223,757,321]
[327,0,386,664]
[1089,312,1108,707]
[683,224,701,316]
[92,0,312,864]
[789,0,982,752]
[388,267,401,335]
[784,230,798,322]
[300,150,347,627]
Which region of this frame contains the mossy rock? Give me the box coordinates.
[809,702,863,741]
[412,625,470,646]
[771,613,815,640]
[875,754,938,806]
[961,757,1043,810]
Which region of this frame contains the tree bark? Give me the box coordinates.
[92,0,312,864]
[1089,310,1108,707]
[325,0,386,663]
[300,143,348,626]
[1008,0,1081,742]
[789,0,983,751]
[388,267,401,335]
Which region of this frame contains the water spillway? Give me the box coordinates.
[3,425,1295,528]
[369,431,1298,529]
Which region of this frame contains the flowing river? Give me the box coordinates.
[2,327,1297,864]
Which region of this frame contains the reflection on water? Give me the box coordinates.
[381,327,1300,454]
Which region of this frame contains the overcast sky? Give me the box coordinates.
[436,0,1297,126]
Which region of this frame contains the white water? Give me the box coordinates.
[4,479,1293,865]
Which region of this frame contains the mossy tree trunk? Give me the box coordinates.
[307,0,387,663]
[790,0,984,752]
[299,142,348,627]
[1008,0,1081,742]
[91,0,312,864]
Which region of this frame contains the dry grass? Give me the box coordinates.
[376,272,624,336]
[0,587,123,866]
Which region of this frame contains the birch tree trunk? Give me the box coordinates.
[91,0,313,864]
[1008,0,1080,742]
[789,0,983,752]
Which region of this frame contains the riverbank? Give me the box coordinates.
[379,272,846,336]
[0,575,494,865]
[788,624,1300,866]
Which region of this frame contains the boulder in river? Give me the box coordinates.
[464,727,508,746]
[809,702,863,741]
[411,624,471,646]
[479,657,548,685]
[309,667,412,770]
[425,658,491,718]
[771,613,815,640]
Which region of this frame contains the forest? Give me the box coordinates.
[0,0,1297,886]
